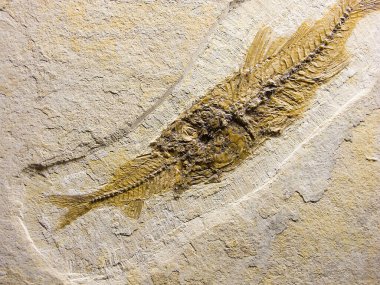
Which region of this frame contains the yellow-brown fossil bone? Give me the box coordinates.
[48,0,380,229]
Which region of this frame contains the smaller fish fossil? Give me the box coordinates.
[48,0,380,229]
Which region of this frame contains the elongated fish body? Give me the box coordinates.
[49,0,380,229]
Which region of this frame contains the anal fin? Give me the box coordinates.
[123,200,144,219]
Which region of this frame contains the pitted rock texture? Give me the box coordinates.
[0,0,379,284]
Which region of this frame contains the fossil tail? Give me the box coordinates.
[48,194,93,230]
[105,153,181,211]
[48,153,179,229]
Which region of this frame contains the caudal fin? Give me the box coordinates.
[48,194,92,229]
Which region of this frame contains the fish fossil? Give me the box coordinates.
[49,0,380,229]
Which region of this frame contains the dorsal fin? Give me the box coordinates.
[265,36,288,59]
[279,22,312,52]
[244,22,312,70]
[244,26,273,68]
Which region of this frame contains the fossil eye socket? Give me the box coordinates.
[177,123,198,142]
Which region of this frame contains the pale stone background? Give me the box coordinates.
[0,0,379,284]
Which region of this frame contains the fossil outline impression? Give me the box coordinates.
[49,0,380,229]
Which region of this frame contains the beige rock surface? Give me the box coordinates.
[0,0,379,284]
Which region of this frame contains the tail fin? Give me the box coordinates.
[48,194,92,230]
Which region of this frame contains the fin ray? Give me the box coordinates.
[123,200,144,219]
[48,194,92,229]
[244,26,273,68]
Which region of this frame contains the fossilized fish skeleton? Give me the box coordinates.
[49,0,380,229]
